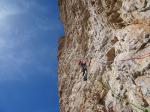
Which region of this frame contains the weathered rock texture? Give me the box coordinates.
[58,0,150,112]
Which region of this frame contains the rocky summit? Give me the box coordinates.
[58,0,150,112]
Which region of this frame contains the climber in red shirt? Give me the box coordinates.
[78,59,87,81]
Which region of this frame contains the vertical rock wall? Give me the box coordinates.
[58,0,150,112]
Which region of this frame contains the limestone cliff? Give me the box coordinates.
[58,0,150,112]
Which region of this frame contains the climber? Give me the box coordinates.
[79,59,88,81]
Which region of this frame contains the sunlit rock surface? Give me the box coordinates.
[58,0,150,112]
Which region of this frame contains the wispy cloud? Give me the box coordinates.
[0,0,63,81]
[0,1,35,80]
[0,8,18,19]
[0,1,22,20]
[0,0,44,20]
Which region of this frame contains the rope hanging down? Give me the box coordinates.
[101,83,148,112]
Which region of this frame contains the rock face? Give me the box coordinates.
[58,0,150,112]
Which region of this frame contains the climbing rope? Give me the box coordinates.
[120,52,150,62]
[101,82,149,112]
[101,52,150,66]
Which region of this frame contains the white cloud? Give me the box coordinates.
[0,7,18,19]
[0,2,21,20]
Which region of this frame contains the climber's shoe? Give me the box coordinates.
[83,77,87,81]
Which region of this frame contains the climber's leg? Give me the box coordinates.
[82,69,85,76]
[83,70,87,81]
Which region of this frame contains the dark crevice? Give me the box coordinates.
[136,34,150,53]
[106,47,116,64]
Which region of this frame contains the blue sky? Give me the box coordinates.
[0,0,64,112]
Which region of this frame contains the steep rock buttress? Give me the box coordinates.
[58,0,150,112]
